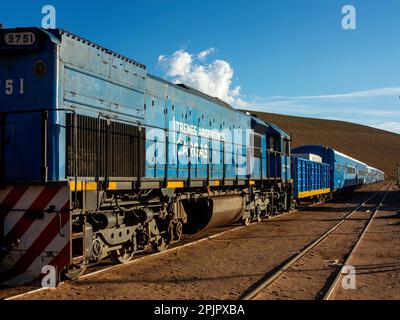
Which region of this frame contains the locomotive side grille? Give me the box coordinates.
[66,114,145,179]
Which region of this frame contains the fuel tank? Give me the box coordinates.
[182,195,245,234]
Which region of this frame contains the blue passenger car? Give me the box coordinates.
[366,165,385,184]
[291,145,384,192]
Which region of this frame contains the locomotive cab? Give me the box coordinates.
[0,27,60,183]
[266,123,291,183]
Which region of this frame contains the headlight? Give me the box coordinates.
[33,61,47,77]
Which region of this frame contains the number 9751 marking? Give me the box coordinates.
[5,32,36,46]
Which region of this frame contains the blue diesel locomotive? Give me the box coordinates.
[0,27,293,285]
[0,27,384,286]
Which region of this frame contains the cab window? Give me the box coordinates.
[251,132,262,157]
[283,139,290,155]
[268,136,280,152]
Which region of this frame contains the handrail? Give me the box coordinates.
[0,108,77,190]
[0,107,290,191]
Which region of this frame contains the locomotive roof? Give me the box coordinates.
[47,28,242,114]
[266,122,291,140]
[148,74,240,112]
[16,28,283,132]
[46,28,147,70]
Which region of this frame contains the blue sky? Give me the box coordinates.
[1,0,400,133]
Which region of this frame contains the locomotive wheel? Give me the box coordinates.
[111,242,135,264]
[64,264,87,280]
[255,207,262,222]
[172,221,183,242]
[91,237,103,263]
[242,217,251,226]
[153,236,169,252]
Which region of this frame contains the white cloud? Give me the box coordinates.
[158,50,192,78]
[271,87,400,101]
[158,48,246,106]
[198,48,216,60]
[157,51,400,135]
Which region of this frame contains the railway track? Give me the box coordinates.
[322,183,392,300]
[5,205,303,300]
[2,182,388,300]
[240,182,392,300]
[3,224,248,300]
[4,188,346,301]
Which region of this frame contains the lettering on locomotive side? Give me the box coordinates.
[1,78,25,96]
[175,120,197,136]
[172,118,227,161]
[146,117,254,173]
[176,138,209,160]
[4,32,36,45]
[174,119,226,141]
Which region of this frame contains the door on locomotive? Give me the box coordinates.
[249,116,268,181]
[266,123,291,183]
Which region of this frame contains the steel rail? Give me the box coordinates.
[322,182,392,300]
[240,182,391,300]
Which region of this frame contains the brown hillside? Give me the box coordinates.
[248,111,400,179]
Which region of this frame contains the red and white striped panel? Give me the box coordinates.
[0,185,70,287]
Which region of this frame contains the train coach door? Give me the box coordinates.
[268,136,276,181]
[356,165,359,185]
[284,138,291,182]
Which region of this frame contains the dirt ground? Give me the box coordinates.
[7,182,398,300]
[254,185,393,300]
[331,184,400,299]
